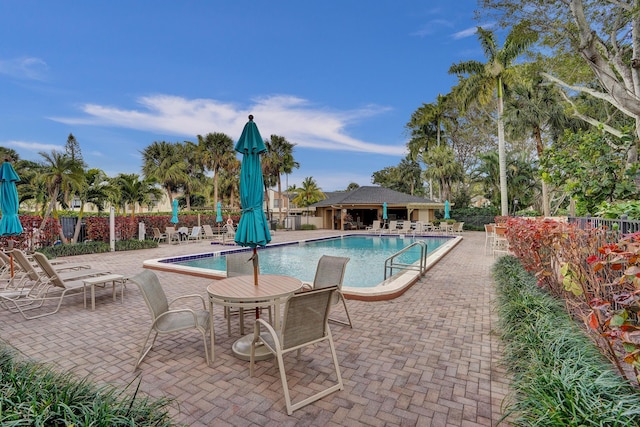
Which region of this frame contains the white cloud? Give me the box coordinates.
[0,57,49,80]
[451,26,478,40]
[5,140,61,153]
[50,94,406,156]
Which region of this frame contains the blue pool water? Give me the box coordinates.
[173,235,450,288]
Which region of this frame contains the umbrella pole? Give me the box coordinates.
[252,248,260,319]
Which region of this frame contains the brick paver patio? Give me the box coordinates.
[0,230,510,426]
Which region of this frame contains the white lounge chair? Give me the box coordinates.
[187,226,202,242]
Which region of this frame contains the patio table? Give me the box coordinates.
[207,274,302,361]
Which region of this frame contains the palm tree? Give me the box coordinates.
[292,177,325,207]
[69,168,112,243]
[141,141,185,205]
[449,26,536,216]
[197,132,235,206]
[112,173,163,219]
[503,72,572,216]
[263,135,299,225]
[176,140,205,210]
[37,150,85,242]
[422,146,464,202]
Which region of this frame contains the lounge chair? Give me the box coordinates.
[129,269,211,370]
[397,221,413,234]
[223,223,236,241]
[386,220,398,234]
[202,224,218,240]
[152,227,168,244]
[187,226,202,242]
[0,252,97,320]
[249,286,344,415]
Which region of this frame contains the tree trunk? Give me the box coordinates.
[497,87,509,217]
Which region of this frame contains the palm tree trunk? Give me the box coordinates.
[497,94,509,217]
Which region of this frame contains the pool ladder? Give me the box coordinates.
[383,240,428,280]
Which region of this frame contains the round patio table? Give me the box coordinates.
[207,274,302,361]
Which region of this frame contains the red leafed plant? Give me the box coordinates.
[506,217,640,382]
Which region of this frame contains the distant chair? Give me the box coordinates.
[152,227,168,244]
[129,269,211,370]
[165,226,179,244]
[492,226,509,257]
[202,225,217,240]
[225,252,271,335]
[484,223,495,255]
[453,222,464,234]
[249,286,344,415]
[305,255,352,328]
[187,226,202,242]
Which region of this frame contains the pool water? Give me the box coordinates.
[175,235,450,288]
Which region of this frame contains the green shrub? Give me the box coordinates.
[0,344,175,425]
[37,240,158,258]
[494,256,640,426]
[300,224,317,230]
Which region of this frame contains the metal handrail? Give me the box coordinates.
[384,240,428,280]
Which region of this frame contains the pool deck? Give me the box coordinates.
[0,229,510,426]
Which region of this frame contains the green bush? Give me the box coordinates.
[493,256,640,426]
[0,344,175,425]
[300,224,317,230]
[37,240,158,258]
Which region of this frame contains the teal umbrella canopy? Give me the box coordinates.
[0,161,23,236]
[444,200,450,219]
[234,115,271,249]
[216,201,223,224]
[170,199,179,224]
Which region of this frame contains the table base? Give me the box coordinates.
[232,334,273,361]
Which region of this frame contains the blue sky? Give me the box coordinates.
[0,1,487,192]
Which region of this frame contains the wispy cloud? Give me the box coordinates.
[5,140,61,153]
[0,57,49,80]
[451,26,478,40]
[51,94,406,156]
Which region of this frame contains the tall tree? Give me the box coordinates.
[141,141,184,205]
[482,0,640,164]
[503,70,574,215]
[197,133,235,207]
[292,177,325,207]
[37,150,85,242]
[69,168,112,243]
[112,173,163,219]
[449,25,536,215]
[422,146,464,202]
[263,135,299,224]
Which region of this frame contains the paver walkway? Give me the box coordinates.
[0,230,510,426]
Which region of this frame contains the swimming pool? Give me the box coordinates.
[176,235,447,288]
[144,234,462,300]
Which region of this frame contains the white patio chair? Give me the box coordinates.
[249,286,344,415]
[303,255,352,328]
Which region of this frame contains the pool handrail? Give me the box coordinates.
[383,241,428,280]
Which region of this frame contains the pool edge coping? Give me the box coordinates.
[141,233,463,301]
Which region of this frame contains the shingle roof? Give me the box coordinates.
[311,186,436,207]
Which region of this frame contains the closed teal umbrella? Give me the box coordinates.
[444,200,451,219]
[0,161,23,278]
[234,115,271,286]
[0,161,23,236]
[170,199,179,224]
[216,201,223,224]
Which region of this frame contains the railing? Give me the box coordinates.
[568,215,640,234]
[384,240,428,280]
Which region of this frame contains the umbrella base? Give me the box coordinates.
[232,334,274,361]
